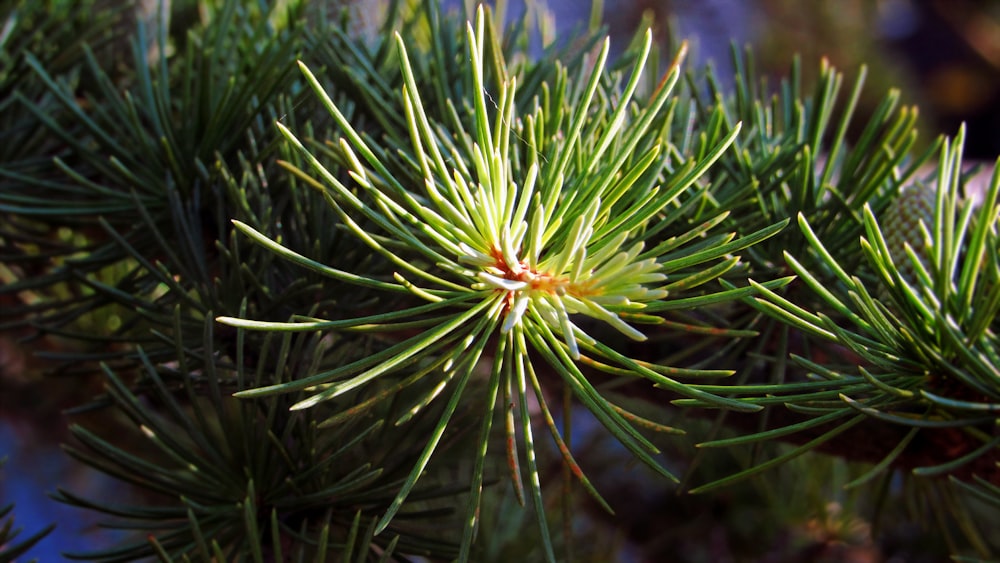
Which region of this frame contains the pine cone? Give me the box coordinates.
[880,183,936,297]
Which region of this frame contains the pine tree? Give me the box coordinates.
[1,0,997,561]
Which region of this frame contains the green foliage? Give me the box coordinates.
[219,7,793,558]
[0,0,366,374]
[0,0,119,164]
[712,130,1000,553]
[53,319,461,561]
[0,0,998,561]
[675,56,1000,556]
[687,47,938,278]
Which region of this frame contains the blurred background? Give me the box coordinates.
[558,0,1000,160]
[3,0,999,560]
